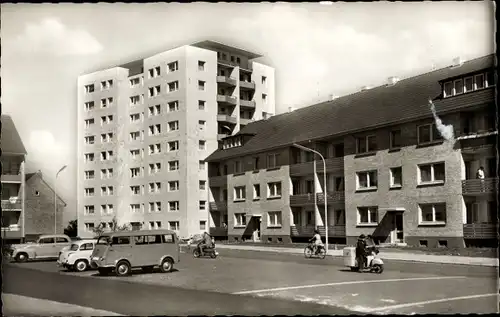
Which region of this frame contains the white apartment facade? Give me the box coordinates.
[77,41,275,238]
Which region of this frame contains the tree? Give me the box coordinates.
[91,216,129,238]
[64,219,78,237]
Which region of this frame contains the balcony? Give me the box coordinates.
[217,95,237,106]
[290,194,315,206]
[217,60,253,72]
[217,134,229,141]
[462,178,498,195]
[317,192,345,204]
[209,201,228,211]
[239,81,256,90]
[240,118,252,126]
[460,135,496,156]
[239,99,256,109]
[2,225,23,239]
[290,225,346,237]
[217,76,237,86]
[209,175,228,187]
[1,199,22,210]
[463,223,498,239]
[217,114,237,125]
[290,225,315,237]
[210,226,228,237]
[289,157,344,176]
[1,174,22,183]
[317,225,346,237]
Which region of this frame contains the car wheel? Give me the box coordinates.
[15,253,28,263]
[116,261,131,277]
[160,257,173,273]
[74,259,89,272]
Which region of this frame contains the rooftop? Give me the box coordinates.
[206,54,495,162]
[1,115,27,155]
[191,40,263,59]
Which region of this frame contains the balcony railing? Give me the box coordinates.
[1,199,22,210]
[239,81,256,90]
[462,178,498,195]
[317,225,346,237]
[289,157,344,176]
[217,114,237,125]
[240,118,252,126]
[217,95,237,105]
[463,223,498,239]
[209,175,228,187]
[239,99,256,108]
[210,226,228,237]
[290,225,315,236]
[317,192,345,204]
[217,134,229,141]
[216,76,237,86]
[217,60,253,71]
[209,201,228,211]
[1,174,23,183]
[290,194,315,206]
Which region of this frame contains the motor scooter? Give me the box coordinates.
[343,246,384,274]
[192,243,219,259]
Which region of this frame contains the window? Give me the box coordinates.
[198,60,206,71]
[84,170,95,180]
[112,236,130,245]
[130,149,140,159]
[84,118,95,128]
[262,76,267,85]
[84,136,95,145]
[130,77,141,87]
[418,123,443,144]
[148,66,161,78]
[84,205,95,215]
[234,186,246,201]
[198,120,206,130]
[130,186,141,195]
[169,160,179,171]
[198,80,206,91]
[130,167,141,178]
[231,56,235,62]
[268,211,282,227]
[199,221,206,230]
[84,153,95,162]
[199,201,206,210]
[149,124,161,136]
[168,221,180,231]
[101,133,113,143]
[169,181,179,191]
[168,101,179,112]
[268,182,282,198]
[262,93,267,103]
[357,207,378,225]
[130,95,141,106]
[168,141,179,152]
[419,203,446,224]
[84,101,95,111]
[198,100,205,110]
[356,170,378,190]
[199,160,205,170]
[475,73,485,89]
[356,135,377,153]
[101,204,114,215]
[148,163,161,174]
[168,81,179,92]
[130,204,141,213]
[100,80,113,90]
[464,76,474,92]
[148,85,161,98]
[84,188,95,197]
[335,209,345,225]
[101,115,113,125]
[149,202,161,212]
[101,186,114,196]
[85,84,94,93]
[443,82,453,97]
[101,168,113,179]
[130,113,141,123]
[390,167,402,188]
[199,180,206,190]
[84,223,95,232]
[169,201,179,212]
[418,162,445,184]
[199,140,206,150]
[253,157,260,170]
[101,97,113,108]
[236,57,241,64]
[234,161,242,173]
[253,184,260,199]
[390,130,402,148]
[100,151,113,161]
[149,143,161,155]
[149,182,161,193]
[234,213,246,227]
[168,121,179,131]
[267,154,279,169]
[454,79,464,95]
[148,104,161,116]
[168,61,178,72]
[486,70,495,87]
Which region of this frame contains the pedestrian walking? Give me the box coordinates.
[476,166,485,191]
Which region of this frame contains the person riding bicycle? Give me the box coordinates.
[197,232,213,257]
[309,229,324,254]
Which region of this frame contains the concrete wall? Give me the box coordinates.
[251,62,276,118]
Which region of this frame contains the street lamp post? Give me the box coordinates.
[293,144,328,253]
[55,165,68,235]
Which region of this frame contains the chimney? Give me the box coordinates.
[288,106,295,113]
[329,94,339,101]
[387,76,400,86]
[451,56,464,68]
[360,85,371,91]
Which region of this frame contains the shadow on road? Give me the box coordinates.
[89,268,180,277]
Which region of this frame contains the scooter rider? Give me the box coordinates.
[197,232,214,257]
[356,234,367,271]
[309,229,324,254]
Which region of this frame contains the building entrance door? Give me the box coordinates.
[251,216,261,242]
[391,212,404,244]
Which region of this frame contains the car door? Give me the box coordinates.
[80,242,94,261]
[37,237,55,257]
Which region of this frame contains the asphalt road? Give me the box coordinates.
[3,247,499,315]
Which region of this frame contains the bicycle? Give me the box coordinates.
[304,243,326,259]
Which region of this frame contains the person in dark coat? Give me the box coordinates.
[356,234,367,271]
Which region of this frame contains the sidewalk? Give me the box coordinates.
[216,244,499,267]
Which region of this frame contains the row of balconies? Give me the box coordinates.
[216,76,256,90]
[216,95,256,109]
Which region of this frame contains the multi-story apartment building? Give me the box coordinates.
[205,55,497,249]
[1,115,27,243]
[77,41,275,238]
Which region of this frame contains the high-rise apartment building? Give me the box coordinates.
[77,41,275,238]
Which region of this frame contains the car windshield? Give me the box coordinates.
[97,236,110,245]
[70,244,79,251]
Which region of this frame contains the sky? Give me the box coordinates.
[1,2,494,225]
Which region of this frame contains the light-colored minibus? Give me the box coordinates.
[90,230,180,276]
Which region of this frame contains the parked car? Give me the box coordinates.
[10,234,72,262]
[58,239,97,272]
[90,230,180,277]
